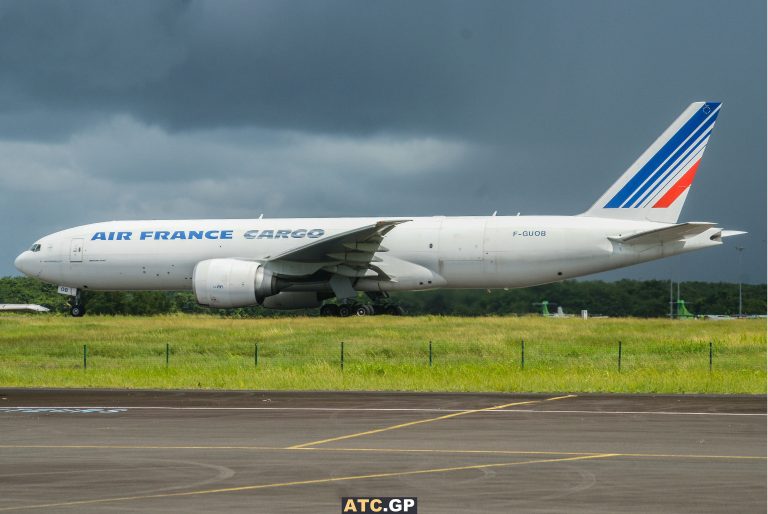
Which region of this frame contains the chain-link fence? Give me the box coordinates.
[8,339,764,374]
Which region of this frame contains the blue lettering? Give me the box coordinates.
[188,230,203,240]
[91,232,107,241]
[107,232,115,241]
[170,231,187,240]
[154,231,170,240]
[241,228,325,240]
[204,230,219,240]
[140,231,153,240]
[117,232,131,240]
[220,230,233,240]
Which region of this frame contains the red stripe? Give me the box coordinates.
[652,159,701,208]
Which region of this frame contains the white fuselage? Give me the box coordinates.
[14,215,722,294]
[14,102,738,312]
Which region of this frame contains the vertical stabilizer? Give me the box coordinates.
[582,102,721,223]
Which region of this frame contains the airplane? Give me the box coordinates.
[0,304,50,313]
[14,101,745,317]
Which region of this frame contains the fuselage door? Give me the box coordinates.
[69,238,84,262]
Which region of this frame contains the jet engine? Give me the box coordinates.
[192,258,278,308]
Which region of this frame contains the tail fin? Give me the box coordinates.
[582,102,721,223]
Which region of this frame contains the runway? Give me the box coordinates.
[0,390,765,513]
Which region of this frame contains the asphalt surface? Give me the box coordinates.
[0,389,764,513]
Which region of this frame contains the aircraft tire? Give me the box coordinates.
[338,305,352,317]
[355,306,368,316]
[70,305,85,317]
[319,304,339,317]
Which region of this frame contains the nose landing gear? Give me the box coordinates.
[67,290,86,317]
[70,304,86,317]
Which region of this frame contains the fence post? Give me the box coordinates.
[521,339,525,370]
[166,343,170,368]
[83,344,87,370]
[618,341,622,372]
[429,341,433,367]
[255,343,259,367]
[709,341,713,372]
[340,341,344,371]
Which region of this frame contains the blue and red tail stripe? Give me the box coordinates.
[604,102,720,209]
[652,159,701,208]
[629,114,716,208]
[640,142,706,208]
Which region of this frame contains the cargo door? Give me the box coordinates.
[437,219,484,286]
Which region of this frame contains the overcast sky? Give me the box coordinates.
[1,0,765,283]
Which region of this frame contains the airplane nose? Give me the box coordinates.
[14,252,29,274]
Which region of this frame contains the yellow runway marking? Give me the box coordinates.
[598,452,766,460]
[0,444,763,461]
[289,394,576,449]
[0,453,616,512]
[296,447,768,461]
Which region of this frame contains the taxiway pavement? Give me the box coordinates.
[0,389,764,513]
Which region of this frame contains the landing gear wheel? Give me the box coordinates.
[319,304,339,317]
[70,305,85,317]
[338,304,352,317]
[385,305,405,316]
[364,304,375,316]
[355,306,368,316]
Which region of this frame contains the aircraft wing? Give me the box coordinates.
[263,219,410,278]
[0,304,50,312]
[609,222,717,245]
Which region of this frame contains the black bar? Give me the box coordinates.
[618,341,622,372]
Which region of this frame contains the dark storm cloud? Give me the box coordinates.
[4,0,759,141]
[0,0,765,283]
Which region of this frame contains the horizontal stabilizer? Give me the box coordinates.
[609,222,716,245]
[721,230,747,238]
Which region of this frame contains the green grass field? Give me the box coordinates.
[0,314,764,394]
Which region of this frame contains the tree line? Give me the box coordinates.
[0,276,764,317]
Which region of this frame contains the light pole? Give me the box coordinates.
[735,246,744,318]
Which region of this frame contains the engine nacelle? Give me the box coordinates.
[192,258,278,308]
[261,292,323,310]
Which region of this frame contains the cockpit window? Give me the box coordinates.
[30,244,41,252]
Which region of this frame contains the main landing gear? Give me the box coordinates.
[319,292,405,317]
[319,303,405,317]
